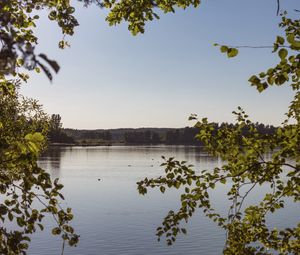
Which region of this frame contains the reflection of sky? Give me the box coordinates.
[22,0,297,129]
[30,146,300,255]
[40,145,218,180]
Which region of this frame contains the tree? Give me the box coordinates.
[0,0,82,253]
[1,0,299,254]
[48,114,75,144]
[104,131,112,141]
[0,0,201,77]
[50,114,63,132]
[0,84,78,254]
[1,0,200,252]
[137,10,300,255]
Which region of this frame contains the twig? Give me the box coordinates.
[61,240,65,255]
[237,182,258,213]
[226,45,290,49]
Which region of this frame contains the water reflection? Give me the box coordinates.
[29,145,299,255]
[39,146,64,178]
[39,145,222,183]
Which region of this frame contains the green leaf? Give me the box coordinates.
[220,46,228,53]
[38,224,44,231]
[278,48,288,59]
[0,205,8,215]
[175,181,181,189]
[17,217,26,227]
[276,36,285,45]
[227,48,239,58]
[220,178,226,184]
[52,227,61,235]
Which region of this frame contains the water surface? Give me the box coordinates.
[28,146,299,255]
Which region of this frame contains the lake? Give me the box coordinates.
[28,146,299,255]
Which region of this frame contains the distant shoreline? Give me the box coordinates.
[48,142,202,147]
[50,124,277,147]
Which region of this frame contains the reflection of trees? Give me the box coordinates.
[182,146,218,165]
[39,146,65,178]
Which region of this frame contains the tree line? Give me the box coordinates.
[49,115,277,145]
[123,123,276,145]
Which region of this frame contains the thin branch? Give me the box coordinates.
[262,182,298,216]
[277,0,280,16]
[237,182,258,214]
[12,183,71,255]
[226,45,290,49]
[61,240,65,255]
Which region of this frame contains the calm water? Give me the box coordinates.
[28,146,299,255]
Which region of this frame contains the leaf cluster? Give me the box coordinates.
[137,14,300,255]
[0,83,79,254]
[0,0,78,80]
[70,0,202,35]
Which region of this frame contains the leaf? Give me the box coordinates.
[38,224,44,231]
[8,212,13,221]
[220,178,226,184]
[276,36,285,45]
[175,181,181,189]
[31,132,44,143]
[38,54,60,73]
[248,75,260,85]
[278,48,288,59]
[220,45,228,53]
[287,34,300,49]
[0,205,7,215]
[227,48,239,58]
[17,217,25,227]
[52,227,61,235]
[37,62,53,81]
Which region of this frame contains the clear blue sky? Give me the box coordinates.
[21,0,298,129]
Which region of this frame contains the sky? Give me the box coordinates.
[20,0,298,129]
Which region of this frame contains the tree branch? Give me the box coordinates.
[226,45,290,49]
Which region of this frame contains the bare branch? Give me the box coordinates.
[226,45,290,49]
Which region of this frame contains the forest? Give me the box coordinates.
[50,114,277,146]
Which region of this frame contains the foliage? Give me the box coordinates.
[82,0,201,35]
[124,130,161,144]
[48,114,75,144]
[49,114,63,132]
[0,0,80,81]
[0,0,201,78]
[137,14,300,255]
[0,84,78,254]
[63,126,275,145]
[1,0,299,254]
[0,0,81,253]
